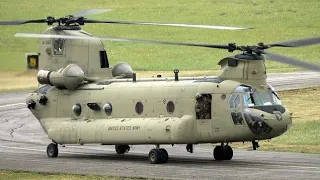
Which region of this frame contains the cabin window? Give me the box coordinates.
[166,101,175,114]
[99,50,109,68]
[195,94,212,119]
[135,102,143,115]
[229,93,244,125]
[72,104,81,116]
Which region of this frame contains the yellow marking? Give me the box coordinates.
[29,57,37,67]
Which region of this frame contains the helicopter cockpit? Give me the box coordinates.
[229,85,291,136]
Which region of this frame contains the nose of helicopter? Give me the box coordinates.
[243,106,292,137]
[262,107,292,137]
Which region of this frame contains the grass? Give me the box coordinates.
[0,170,149,180]
[232,87,320,153]
[0,0,319,72]
[0,71,38,92]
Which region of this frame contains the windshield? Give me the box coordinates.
[243,88,281,107]
[232,85,281,107]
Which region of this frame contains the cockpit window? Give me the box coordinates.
[229,94,241,109]
[232,85,281,107]
[242,88,281,107]
[251,89,281,106]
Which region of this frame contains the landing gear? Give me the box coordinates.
[148,145,169,164]
[213,144,233,160]
[186,144,194,153]
[252,140,260,150]
[47,143,58,158]
[115,145,130,154]
[159,148,169,163]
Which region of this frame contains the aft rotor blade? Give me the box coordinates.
[83,19,250,30]
[72,9,112,17]
[263,51,320,71]
[15,33,231,49]
[267,37,320,47]
[0,19,47,25]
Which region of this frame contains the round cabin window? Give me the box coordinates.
[72,104,81,116]
[135,102,143,115]
[103,103,112,115]
[166,101,175,114]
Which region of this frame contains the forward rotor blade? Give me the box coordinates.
[0,19,47,25]
[83,19,250,30]
[263,51,320,71]
[15,33,231,49]
[267,37,320,47]
[72,9,112,17]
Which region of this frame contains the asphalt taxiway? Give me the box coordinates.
[0,71,320,179]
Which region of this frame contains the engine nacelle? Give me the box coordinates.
[112,62,134,78]
[37,64,85,90]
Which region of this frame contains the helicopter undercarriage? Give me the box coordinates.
[46,142,233,163]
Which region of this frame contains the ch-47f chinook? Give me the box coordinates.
[2,9,320,164]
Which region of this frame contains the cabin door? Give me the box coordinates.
[195,94,213,139]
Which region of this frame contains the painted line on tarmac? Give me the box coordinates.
[0,103,25,109]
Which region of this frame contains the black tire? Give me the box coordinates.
[148,149,162,164]
[115,145,127,154]
[159,148,169,163]
[47,143,58,158]
[224,146,233,160]
[124,145,130,153]
[213,146,223,160]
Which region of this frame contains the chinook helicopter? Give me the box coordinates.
[1,9,320,164]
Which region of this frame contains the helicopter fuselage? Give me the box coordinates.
[27,78,291,146]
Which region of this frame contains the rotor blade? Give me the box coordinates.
[83,19,250,30]
[15,33,231,49]
[263,51,320,71]
[0,19,47,25]
[72,9,112,17]
[267,37,320,47]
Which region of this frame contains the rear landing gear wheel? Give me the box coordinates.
[47,143,58,158]
[213,145,233,160]
[148,149,162,164]
[159,148,169,163]
[115,145,130,154]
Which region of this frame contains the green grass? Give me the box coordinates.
[0,0,319,72]
[0,170,149,180]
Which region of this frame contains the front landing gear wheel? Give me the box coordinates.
[213,146,224,160]
[159,148,169,163]
[148,149,162,164]
[224,145,233,160]
[47,143,58,158]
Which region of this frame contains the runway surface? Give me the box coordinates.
[0,71,320,179]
